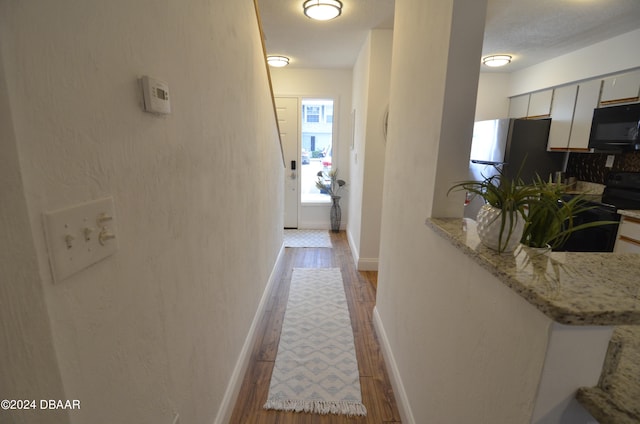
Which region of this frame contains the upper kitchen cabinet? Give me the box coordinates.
[547,85,578,151]
[508,89,553,119]
[527,89,553,118]
[508,94,530,118]
[568,79,602,151]
[600,69,640,106]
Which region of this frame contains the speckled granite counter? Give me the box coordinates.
[619,209,640,219]
[576,324,640,424]
[426,217,640,326]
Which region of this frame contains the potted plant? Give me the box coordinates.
[448,170,539,253]
[316,169,346,233]
[520,177,618,251]
[449,169,618,254]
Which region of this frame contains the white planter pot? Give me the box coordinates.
[476,204,525,253]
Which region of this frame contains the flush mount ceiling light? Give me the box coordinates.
[303,0,343,21]
[267,55,290,67]
[482,55,512,67]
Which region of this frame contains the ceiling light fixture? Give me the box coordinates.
[482,55,512,67]
[303,0,343,21]
[267,55,290,67]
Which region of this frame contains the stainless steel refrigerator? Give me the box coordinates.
[465,118,565,219]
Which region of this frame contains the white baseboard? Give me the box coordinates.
[346,229,360,267]
[373,306,415,424]
[346,230,378,271]
[357,258,378,271]
[214,243,285,424]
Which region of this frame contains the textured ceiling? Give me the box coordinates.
[483,0,640,71]
[257,0,640,72]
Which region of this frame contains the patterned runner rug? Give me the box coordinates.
[263,268,367,416]
[283,230,333,248]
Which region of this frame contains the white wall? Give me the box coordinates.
[0,1,283,423]
[270,68,353,229]
[375,0,540,421]
[509,28,640,96]
[0,50,69,424]
[348,35,371,265]
[475,73,511,121]
[376,229,551,423]
[348,30,393,271]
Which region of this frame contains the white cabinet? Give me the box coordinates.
[614,215,640,254]
[508,94,530,118]
[528,89,553,118]
[600,70,640,106]
[567,79,602,151]
[547,85,578,151]
[616,239,640,253]
[505,70,640,152]
[508,90,553,119]
[545,81,599,152]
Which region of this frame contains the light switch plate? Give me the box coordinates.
[43,197,118,283]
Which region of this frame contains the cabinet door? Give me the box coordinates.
[508,94,529,118]
[528,89,553,118]
[613,216,640,253]
[600,70,640,106]
[568,79,602,150]
[548,85,578,151]
[614,237,640,253]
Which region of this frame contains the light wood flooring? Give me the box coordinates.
[230,231,401,423]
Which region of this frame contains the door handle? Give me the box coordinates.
[291,160,297,170]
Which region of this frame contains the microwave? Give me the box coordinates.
[588,102,640,152]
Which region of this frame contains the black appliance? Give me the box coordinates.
[588,102,640,152]
[557,172,640,252]
[466,118,564,218]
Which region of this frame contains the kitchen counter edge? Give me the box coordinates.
[426,217,640,326]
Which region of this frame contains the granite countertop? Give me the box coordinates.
[618,209,640,220]
[427,218,640,326]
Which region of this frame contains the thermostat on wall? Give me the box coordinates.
[141,76,171,114]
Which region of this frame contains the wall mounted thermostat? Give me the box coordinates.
[141,75,171,114]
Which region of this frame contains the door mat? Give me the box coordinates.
[283,230,333,248]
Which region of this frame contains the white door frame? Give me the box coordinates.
[277,95,340,230]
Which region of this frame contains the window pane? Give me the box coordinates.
[301,99,334,203]
[306,106,320,123]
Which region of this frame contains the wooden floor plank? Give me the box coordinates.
[230,231,401,423]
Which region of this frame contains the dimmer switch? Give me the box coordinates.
[43,197,118,282]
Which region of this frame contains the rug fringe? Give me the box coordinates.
[263,399,367,417]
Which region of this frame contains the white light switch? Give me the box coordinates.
[43,197,118,283]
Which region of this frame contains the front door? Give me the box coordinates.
[276,97,299,228]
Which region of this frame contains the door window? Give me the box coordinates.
[301,98,335,203]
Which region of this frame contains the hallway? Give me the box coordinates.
[230,231,401,423]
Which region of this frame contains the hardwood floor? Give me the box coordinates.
[230,231,401,423]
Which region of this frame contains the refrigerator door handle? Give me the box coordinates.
[470,160,506,166]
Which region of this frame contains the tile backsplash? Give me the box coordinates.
[566,151,640,184]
